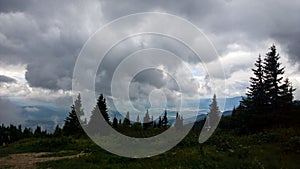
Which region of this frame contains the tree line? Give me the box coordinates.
[61,93,184,136]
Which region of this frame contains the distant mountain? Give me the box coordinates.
[222,110,233,116]
[20,105,67,132]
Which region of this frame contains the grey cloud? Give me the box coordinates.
[0,0,103,90]
[0,75,16,83]
[100,0,216,21]
[0,0,299,94]
[0,0,33,13]
[101,0,300,67]
[95,34,200,97]
[0,97,23,125]
[132,69,167,89]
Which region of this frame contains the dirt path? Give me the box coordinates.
[0,151,85,169]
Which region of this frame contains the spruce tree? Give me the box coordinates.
[63,105,81,135]
[263,45,285,110]
[247,55,266,111]
[88,94,110,135]
[63,94,84,136]
[98,94,110,124]
[208,94,220,127]
[112,117,118,128]
[157,116,162,128]
[235,45,296,132]
[143,109,151,129]
[162,110,168,128]
[279,78,295,109]
[34,126,42,137]
[174,112,183,129]
[123,112,131,126]
[132,114,142,129]
[53,125,62,137]
[74,94,84,123]
[136,114,140,123]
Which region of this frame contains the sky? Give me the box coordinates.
[0,0,300,125]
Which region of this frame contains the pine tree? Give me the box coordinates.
[34,126,42,137]
[87,94,110,135]
[112,117,118,128]
[53,125,62,137]
[74,94,84,123]
[62,94,84,136]
[63,105,81,135]
[279,78,295,109]
[162,110,168,128]
[208,94,220,127]
[247,54,266,111]
[136,114,140,123]
[143,109,151,129]
[123,112,131,126]
[235,45,296,132]
[174,112,183,129]
[98,94,110,124]
[157,116,162,128]
[23,127,33,138]
[263,45,285,110]
[132,114,142,129]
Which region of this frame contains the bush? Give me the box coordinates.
[282,136,300,154]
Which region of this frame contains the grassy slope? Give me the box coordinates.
[1,128,300,169]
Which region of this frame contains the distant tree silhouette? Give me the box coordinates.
[112,117,118,128]
[162,110,168,128]
[132,114,142,129]
[136,114,140,123]
[98,94,110,124]
[123,112,131,127]
[143,109,151,129]
[207,94,220,128]
[34,126,42,137]
[23,127,33,138]
[174,112,183,129]
[74,94,84,123]
[1,132,10,146]
[53,125,62,137]
[151,116,154,127]
[157,116,162,128]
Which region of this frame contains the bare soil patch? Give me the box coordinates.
[0,151,85,169]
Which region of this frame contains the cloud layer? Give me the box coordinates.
[0,0,299,121]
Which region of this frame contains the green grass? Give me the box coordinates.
[1,128,300,169]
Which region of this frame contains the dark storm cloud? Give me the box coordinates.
[0,0,33,13]
[272,32,300,65]
[101,0,300,63]
[0,0,103,90]
[100,0,216,20]
[0,0,299,92]
[0,75,16,83]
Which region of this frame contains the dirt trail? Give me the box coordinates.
[0,151,85,169]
